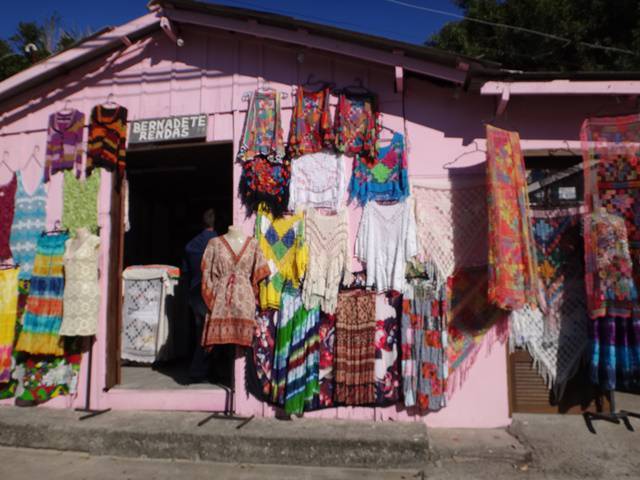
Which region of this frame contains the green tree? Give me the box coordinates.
[428,0,640,71]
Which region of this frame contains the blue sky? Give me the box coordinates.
[0,0,460,46]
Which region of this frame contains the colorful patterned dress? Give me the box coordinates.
[349,132,409,206]
[318,311,336,408]
[375,293,400,405]
[200,236,270,348]
[0,267,19,383]
[0,173,17,261]
[15,232,69,356]
[237,90,285,164]
[9,172,47,282]
[334,93,378,159]
[288,86,334,158]
[254,205,307,310]
[486,125,539,311]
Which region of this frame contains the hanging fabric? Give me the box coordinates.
[486,125,539,311]
[15,232,69,356]
[254,204,307,311]
[411,175,487,281]
[374,293,401,406]
[237,90,286,164]
[239,156,291,218]
[509,208,589,393]
[0,173,17,261]
[44,109,85,182]
[9,171,47,282]
[252,309,277,399]
[334,92,378,159]
[0,267,19,383]
[87,104,128,184]
[318,311,336,408]
[349,131,409,206]
[62,170,101,236]
[334,290,377,406]
[288,151,347,211]
[287,86,333,158]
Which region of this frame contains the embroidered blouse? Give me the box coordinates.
[355,199,418,293]
[255,205,308,310]
[334,93,378,159]
[87,105,128,180]
[288,152,346,211]
[44,109,85,182]
[237,90,285,164]
[301,208,352,314]
[239,156,291,218]
[350,131,409,206]
[288,86,334,158]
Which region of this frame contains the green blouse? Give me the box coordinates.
[62,170,100,236]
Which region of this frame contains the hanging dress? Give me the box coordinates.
[349,131,409,206]
[334,92,378,159]
[15,232,69,356]
[0,173,17,261]
[288,86,334,159]
[59,234,100,337]
[9,171,47,282]
[62,170,101,236]
[0,267,19,383]
[201,236,270,348]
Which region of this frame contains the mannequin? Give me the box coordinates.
[224,225,247,255]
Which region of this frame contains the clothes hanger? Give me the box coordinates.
[443,140,487,169]
[241,85,289,102]
[1,150,14,174]
[41,220,69,236]
[336,77,375,97]
[299,74,335,93]
[103,93,118,108]
[0,261,19,270]
[23,145,43,171]
[378,124,396,143]
[59,99,74,114]
[587,95,639,119]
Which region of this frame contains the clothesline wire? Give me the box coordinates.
[383,0,638,57]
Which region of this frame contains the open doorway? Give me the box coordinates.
[117,142,234,390]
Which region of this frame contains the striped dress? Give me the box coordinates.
[9,172,47,282]
[15,232,69,356]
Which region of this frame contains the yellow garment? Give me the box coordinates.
[0,267,19,382]
[255,204,308,310]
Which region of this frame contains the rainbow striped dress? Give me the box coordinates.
[15,232,69,356]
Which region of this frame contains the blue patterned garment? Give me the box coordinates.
[9,172,47,281]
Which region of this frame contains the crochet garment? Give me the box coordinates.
[301,208,352,314]
[355,199,418,293]
[401,270,447,412]
[237,90,285,164]
[411,175,488,281]
[255,205,307,310]
[510,208,589,393]
[87,104,128,181]
[375,293,401,405]
[581,114,640,309]
[0,174,17,260]
[239,156,290,218]
[288,152,347,211]
[201,236,270,347]
[334,92,378,159]
[486,125,538,311]
[15,232,69,356]
[270,288,320,414]
[349,131,409,206]
[583,210,638,319]
[44,109,85,182]
[0,267,19,383]
[288,86,333,158]
[59,234,100,336]
[9,172,47,282]
[62,170,101,236]
[334,290,377,405]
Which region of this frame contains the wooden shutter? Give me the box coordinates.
[105,175,124,389]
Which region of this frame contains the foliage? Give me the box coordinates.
[428,0,640,71]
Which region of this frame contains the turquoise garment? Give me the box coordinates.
[349,132,409,206]
[9,172,47,281]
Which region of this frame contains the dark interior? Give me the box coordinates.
[121,142,234,388]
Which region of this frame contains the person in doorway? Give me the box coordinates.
[183,208,218,382]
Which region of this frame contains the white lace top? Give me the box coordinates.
[302,208,352,314]
[288,152,346,211]
[356,199,418,293]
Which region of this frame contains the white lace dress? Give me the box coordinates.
[59,234,101,336]
[288,152,347,211]
[302,208,352,314]
[356,199,418,293]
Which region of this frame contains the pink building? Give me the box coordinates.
[1,0,637,427]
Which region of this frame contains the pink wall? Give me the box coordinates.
[0,23,623,426]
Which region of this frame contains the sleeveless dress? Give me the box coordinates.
[59,234,100,336]
[0,173,17,260]
[9,172,47,281]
